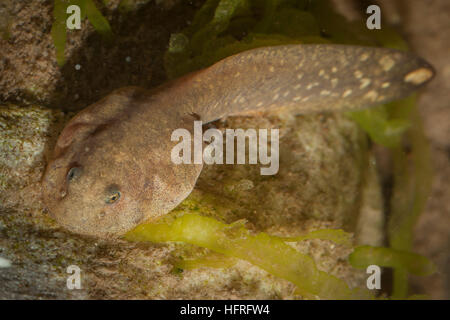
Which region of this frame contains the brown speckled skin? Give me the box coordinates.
[41,45,434,239]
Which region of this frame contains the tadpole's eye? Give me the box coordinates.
[106,191,121,204]
[67,167,82,182]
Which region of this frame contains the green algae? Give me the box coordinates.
[347,101,411,149]
[280,228,352,247]
[126,213,370,299]
[350,246,436,277]
[388,100,434,298]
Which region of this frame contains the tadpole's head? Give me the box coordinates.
[41,120,149,239]
[41,90,201,239]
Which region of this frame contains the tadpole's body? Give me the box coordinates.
[41,45,434,238]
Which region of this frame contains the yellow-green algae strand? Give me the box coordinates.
[126,214,371,300]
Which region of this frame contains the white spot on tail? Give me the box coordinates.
[364,90,379,102]
[360,78,372,89]
[342,89,353,98]
[360,53,370,62]
[379,56,395,72]
[331,78,339,88]
[404,68,434,85]
[306,82,319,90]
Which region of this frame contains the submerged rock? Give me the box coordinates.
[0,103,383,299]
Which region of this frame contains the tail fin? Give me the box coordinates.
[176,44,434,122]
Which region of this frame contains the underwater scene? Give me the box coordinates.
[0,0,448,303]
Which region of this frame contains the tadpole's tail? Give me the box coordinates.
[170,44,434,123]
